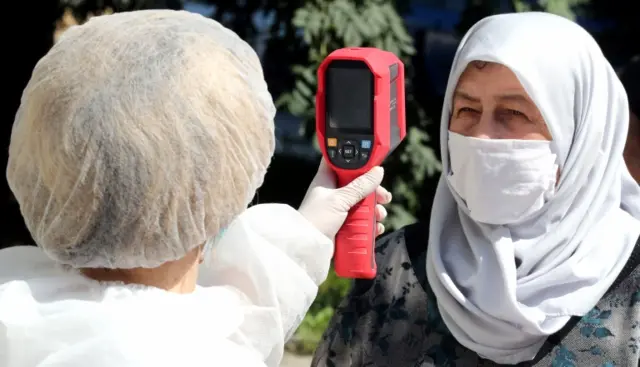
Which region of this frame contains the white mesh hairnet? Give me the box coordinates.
[7,10,276,269]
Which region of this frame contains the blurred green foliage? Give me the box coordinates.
[277,0,441,233]
[285,271,351,354]
[274,0,441,353]
[512,0,588,20]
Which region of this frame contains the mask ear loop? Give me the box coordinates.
[202,228,227,266]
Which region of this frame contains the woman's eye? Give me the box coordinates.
[457,107,476,115]
[508,109,525,116]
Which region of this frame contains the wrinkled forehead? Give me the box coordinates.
[442,13,599,166]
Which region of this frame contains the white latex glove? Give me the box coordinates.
[298,159,392,241]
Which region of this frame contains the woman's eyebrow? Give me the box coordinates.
[454,91,480,102]
[495,93,530,104]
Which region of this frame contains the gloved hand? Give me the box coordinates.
[298,159,392,241]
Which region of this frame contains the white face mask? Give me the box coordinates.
[446,131,558,225]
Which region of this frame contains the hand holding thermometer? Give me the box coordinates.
[316,47,406,279]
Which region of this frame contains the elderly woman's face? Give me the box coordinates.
[450,61,552,141]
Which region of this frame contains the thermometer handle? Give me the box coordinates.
[334,174,377,279]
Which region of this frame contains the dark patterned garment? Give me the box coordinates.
[312,223,640,367]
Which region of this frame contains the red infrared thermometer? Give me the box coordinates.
[316,48,406,279]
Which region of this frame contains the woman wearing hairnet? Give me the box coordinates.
[313,12,640,367]
[0,10,391,367]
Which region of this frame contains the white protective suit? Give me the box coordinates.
[0,204,332,367]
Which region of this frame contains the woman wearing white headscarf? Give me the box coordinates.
[0,10,392,367]
[313,12,640,367]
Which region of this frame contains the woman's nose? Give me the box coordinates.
[470,114,499,139]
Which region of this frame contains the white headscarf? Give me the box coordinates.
[426,12,640,364]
